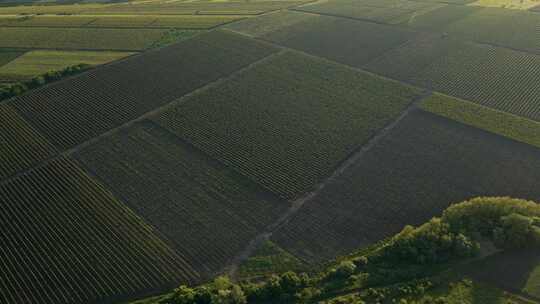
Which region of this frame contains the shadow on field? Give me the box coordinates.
[465,250,540,300]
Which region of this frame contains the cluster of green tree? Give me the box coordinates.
[159,197,540,304]
[0,64,90,101]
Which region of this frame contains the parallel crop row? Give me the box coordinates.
[0,27,169,50]
[154,51,421,199]
[273,110,540,262]
[0,104,57,180]
[9,30,277,150]
[0,157,198,304]
[419,93,540,149]
[75,122,289,277]
[264,16,418,68]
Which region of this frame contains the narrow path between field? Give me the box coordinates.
[226,88,433,279]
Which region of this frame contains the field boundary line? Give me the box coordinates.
[226,80,432,278]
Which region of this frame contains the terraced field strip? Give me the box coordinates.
[419,93,540,149]
[0,50,134,81]
[272,109,540,262]
[0,14,244,29]
[263,15,419,68]
[75,121,289,278]
[0,156,199,304]
[0,103,57,180]
[9,30,278,150]
[0,27,169,50]
[154,51,422,199]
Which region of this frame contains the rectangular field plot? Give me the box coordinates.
[154,51,422,199]
[0,48,24,68]
[74,122,288,277]
[294,0,442,25]
[420,93,540,149]
[401,5,482,31]
[225,10,318,37]
[9,30,277,150]
[445,8,540,53]
[272,109,540,262]
[0,157,198,304]
[264,16,418,68]
[366,38,540,121]
[0,27,168,50]
[0,50,134,80]
[0,104,57,180]
[0,15,98,27]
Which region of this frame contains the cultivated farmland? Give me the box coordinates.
[0,103,57,180]
[366,38,540,121]
[75,122,289,277]
[264,16,418,68]
[0,49,25,67]
[0,27,169,50]
[420,93,540,149]
[272,109,540,262]
[9,30,277,150]
[225,10,317,37]
[0,50,133,80]
[0,156,198,304]
[154,51,422,199]
[401,4,482,31]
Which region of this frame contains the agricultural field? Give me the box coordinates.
[9,30,277,150]
[74,122,289,278]
[0,48,24,68]
[264,15,418,70]
[153,51,422,199]
[0,50,133,81]
[237,241,306,280]
[0,103,57,180]
[401,4,482,30]
[366,38,540,121]
[225,10,317,37]
[294,0,443,25]
[470,0,540,9]
[419,93,540,149]
[0,14,243,29]
[272,109,540,262]
[0,156,198,304]
[0,27,170,50]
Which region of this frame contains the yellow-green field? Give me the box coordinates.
[0,50,134,80]
[469,0,540,9]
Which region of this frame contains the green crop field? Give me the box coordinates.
[294,0,442,25]
[75,122,289,277]
[401,4,482,30]
[420,93,540,149]
[264,16,418,68]
[225,10,317,37]
[272,109,540,262]
[153,51,422,199]
[0,27,169,50]
[9,30,277,150]
[0,15,98,27]
[0,50,133,80]
[237,241,306,280]
[0,48,24,68]
[366,38,540,122]
[0,156,199,304]
[0,104,57,180]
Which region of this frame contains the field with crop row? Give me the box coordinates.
[0,48,25,67]
[75,121,289,277]
[9,30,277,150]
[0,156,199,304]
[0,50,133,81]
[294,0,442,25]
[401,4,481,31]
[264,15,418,68]
[272,109,540,262]
[225,10,317,37]
[0,14,243,29]
[0,103,57,180]
[153,51,422,199]
[0,27,169,50]
[365,37,540,121]
[419,93,540,149]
